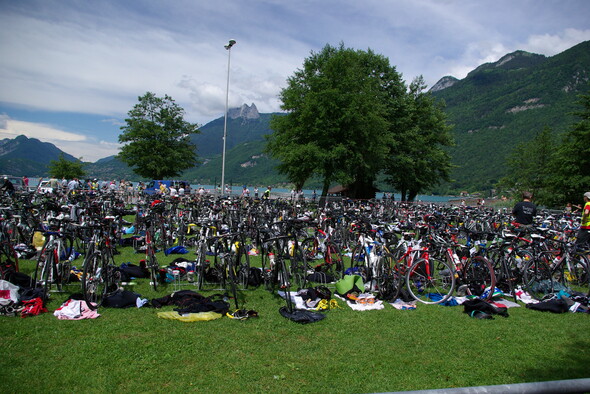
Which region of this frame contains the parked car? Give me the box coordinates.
[37,180,54,194]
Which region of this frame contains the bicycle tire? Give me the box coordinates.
[194,241,207,290]
[279,257,294,313]
[462,256,496,300]
[554,253,590,297]
[148,252,159,291]
[406,257,455,304]
[226,253,240,310]
[349,243,364,268]
[82,251,105,310]
[39,248,57,306]
[376,253,401,301]
[487,248,515,300]
[523,258,553,301]
[235,243,250,290]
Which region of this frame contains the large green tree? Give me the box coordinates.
[118,92,200,179]
[385,76,454,201]
[48,153,86,179]
[548,88,590,206]
[267,43,406,199]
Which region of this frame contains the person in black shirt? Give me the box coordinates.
[512,191,536,226]
[0,177,15,196]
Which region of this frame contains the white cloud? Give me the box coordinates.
[56,140,120,162]
[1,0,589,143]
[0,118,86,142]
[0,116,119,162]
[522,28,590,56]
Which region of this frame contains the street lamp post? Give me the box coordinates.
[221,39,236,196]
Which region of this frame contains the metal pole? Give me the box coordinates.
[221,39,236,196]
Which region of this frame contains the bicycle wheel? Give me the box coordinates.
[300,237,319,269]
[523,258,553,300]
[376,253,401,301]
[555,253,590,296]
[487,248,513,298]
[406,257,455,304]
[350,244,368,280]
[319,241,344,281]
[194,241,208,290]
[262,244,276,292]
[234,244,250,289]
[226,253,241,310]
[38,248,56,306]
[148,252,159,291]
[462,256,496,300]
[82,251,106,309]
[279,257,294,313]
[57,239,76,290]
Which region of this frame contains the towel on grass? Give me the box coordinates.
[334,294,384,311]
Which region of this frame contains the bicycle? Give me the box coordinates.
[80,219,123,309]
[379,231,456,304]
[300,223,345,284]
[33,218,78,306]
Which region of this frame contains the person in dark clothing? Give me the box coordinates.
[1,177,15,196]
[512,191,537,226]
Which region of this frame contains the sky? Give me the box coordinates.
[1,0,589,162]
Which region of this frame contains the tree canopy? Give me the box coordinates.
[386,76,454,201]
[118,92,200,180]
[498,86,590,208]
[267,43,452,200]
[548,88,590,206]
[498,126,556,205]
[48,154,86,179]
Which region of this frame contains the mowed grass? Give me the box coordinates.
[1,242,589,393]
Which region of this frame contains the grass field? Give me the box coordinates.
[1,242,589,393]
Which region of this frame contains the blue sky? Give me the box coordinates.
[1,0,589,162]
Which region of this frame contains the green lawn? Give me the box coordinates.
[1,244,589,393]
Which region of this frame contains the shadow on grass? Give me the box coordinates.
[521,337,590,382]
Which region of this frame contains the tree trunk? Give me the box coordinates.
[319,179,330,207]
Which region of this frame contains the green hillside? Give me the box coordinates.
[0,135,79,177]
[192,112,279,157]
[181,140,287,186]
[432,40,590,193]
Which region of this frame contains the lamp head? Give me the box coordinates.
[225,39,237,49]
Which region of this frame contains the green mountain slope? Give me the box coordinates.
[181,139,286,186]
[0,135,79,176]
[192,112,279,157]
[432,40,590,192]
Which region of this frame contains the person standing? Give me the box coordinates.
[575,192,590,248]
[67,178,79,192]
[512,191,537,227]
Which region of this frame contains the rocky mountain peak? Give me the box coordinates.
[429,76,459,92]
[228,103,260,120]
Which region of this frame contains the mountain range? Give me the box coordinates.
[1,40,589,193]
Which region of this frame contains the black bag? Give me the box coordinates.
[248,267,263,287]
[463,299,509,317]
[7,271,33,288]
[279,306,326,324]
